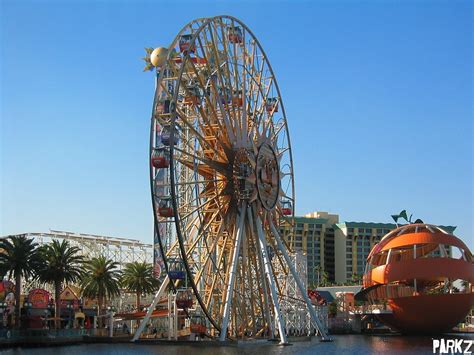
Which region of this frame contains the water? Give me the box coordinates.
[1,334,473,354]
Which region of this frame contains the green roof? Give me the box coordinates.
[334,222,456,234]
[335,222,397,230]
[288,217,329,224]
[286,216,457,234]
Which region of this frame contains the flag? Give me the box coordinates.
[392,210,409,224]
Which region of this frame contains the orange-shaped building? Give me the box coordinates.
[357,223,473,333]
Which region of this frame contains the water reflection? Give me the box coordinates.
[1,334,473,355]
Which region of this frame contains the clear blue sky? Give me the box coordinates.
[1,1,472,249]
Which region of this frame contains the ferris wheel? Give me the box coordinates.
[135,16,329,344]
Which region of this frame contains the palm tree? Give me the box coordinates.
[314,264,329,287]
[0,236,40,327]
[320,270,329,287]
[121,261,159,309]
[80,256,121,325]
[314,265,322,287]
[37,239,84,328]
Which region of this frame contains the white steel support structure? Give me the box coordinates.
[269,219,331,341]
[2,231,153,269]
[219,202,247,341]
[168,292,178,340]
[256,214,287,345]
[131,276,170,342]
[278,251,314,336]
[247,208,275,338]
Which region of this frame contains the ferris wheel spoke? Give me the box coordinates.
[229,19,246,147]
[191,219,224,284]
[211,21,242,145]
[203,224,233,310]
[184,208,221,260]
[179,62,226,144]
[271,120,286,142]
[185,59,235,151]
[255,81,276,133]
[164,238,181,259]
[240,45,249,148]
[173,146,228,175]
[251,55,265,118]
[177,194,220,221]
[195,32,239,145]
[174,107,229,162]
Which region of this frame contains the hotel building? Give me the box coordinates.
[280,212,455,285]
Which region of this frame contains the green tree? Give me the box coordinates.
[80,256,121,325]
[37,239,84,328]
[0,236,40,327]
[320,270,329,287]
[314,265,330,287]
[350,273,362,285]
[121,261,159,309]
[314,265,322,287]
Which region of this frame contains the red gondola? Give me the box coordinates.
[173,56,207,65]
[156,100,171,115]
[158,197,173,217]
[183,84,200,106]
[151,149,170,168]
[281,200,292,216]
[176,290,194,309]
[190,315,207,335]
[179,34,195,54]
[265,98,278,114]
[161,126,178,146]
[227,26,243,44]
[218,86,232,105]
[232,89,243,107]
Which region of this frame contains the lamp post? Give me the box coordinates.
[106,306,115,337]
[92,305,97,330]
[66,302,74,329]
[22,298,32,329]
[47,300,54,329]
[0,302,6,327]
